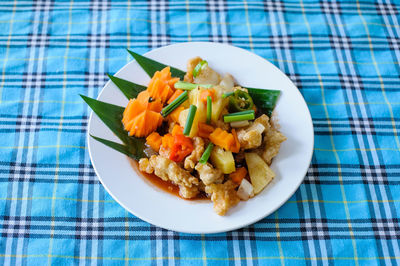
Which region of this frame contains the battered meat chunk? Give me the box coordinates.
[237,114,271,150]
[237,128,263,150]
[158,145,170,159]
[194,66,221,85]
[184,57,202,83]
[184,137,204,171]
[205,180,240,216]
[254,114,270,132]
[139,155,200,198]
[195,162,224,185]
[139,158,153,174]
[214,118,230,131]
[184,57,221,85]
[262,128,286,165]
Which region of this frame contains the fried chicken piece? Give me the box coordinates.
[184,137,205,171]
[262,128,287,165]
[254,114,270,132]
[237,114,271,150]
[139,155,200,198]
[214,118,230,131]
[205,180,240,216]
[184,57,202,83]
[195,162,224,185]
[139,158,153,174]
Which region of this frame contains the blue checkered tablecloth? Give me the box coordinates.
[0,0,399,265]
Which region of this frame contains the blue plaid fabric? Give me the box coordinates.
[0,0,399,265]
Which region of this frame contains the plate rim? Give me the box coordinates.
[87,42,314,234]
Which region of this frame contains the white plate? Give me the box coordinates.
[87,42,314,234]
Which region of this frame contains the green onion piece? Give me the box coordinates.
[174,81,212,90]
[192,60,208,78]
[223,110,255,123]
[206,96,212,124]
[222,92,234,98]
[199,143,214,164]
[183,105,197,136]
[161,91,188,117]
[224,110,255,117]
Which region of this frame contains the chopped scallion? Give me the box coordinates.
[174,81,212,90]
[199,143,214,164]
[192,60,208,78]
[183,105,197,136]
[222,91,234,98]
[206,95,212,124]
[223,110,255,123]
[224,110,255,117]
[161,91,188,117]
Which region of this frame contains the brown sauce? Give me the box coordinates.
[129,159,208,201]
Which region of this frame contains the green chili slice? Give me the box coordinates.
[228,90,254,112]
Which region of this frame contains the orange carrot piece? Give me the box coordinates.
[148,71,160,88]
[128,110,162,137]
[146,132,162,152]
[147,98,163,113]
[167,89,184,104]
[229,167,247,184]
[128,111,145,136]
[209,128,235,151]
[136,90,162,112]
[197,122,215,139]
[123,117,135,132]
[122,90,163,133]
[161,133,174,150]
[122,99,135,124]
[160,84,174,103]
[122,66,181,138]
[122,99,144,125]
[200,88,215,104]
[146,66,179,103]
[160,66,171,80]
[230,129,240,153]
[136,90,150,103]
[171,124,184,136]
[168,106,184,123]
[147,78,161,99]
[169,77,180,88]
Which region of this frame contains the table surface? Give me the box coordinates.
[0,0,399,265]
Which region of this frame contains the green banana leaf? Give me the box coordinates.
[107,73,146,99]
[90,135,134,158]
[247,88,281,117]
[127,49,186,80]
[81,95,146,160]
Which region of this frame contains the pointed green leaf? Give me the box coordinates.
[107,73,146,99]
[127,49,186,80]
[81,94,146,160]
[247,88,281,117]
[90,134,134,158]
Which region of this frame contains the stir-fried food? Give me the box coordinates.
[125,57,286,215]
